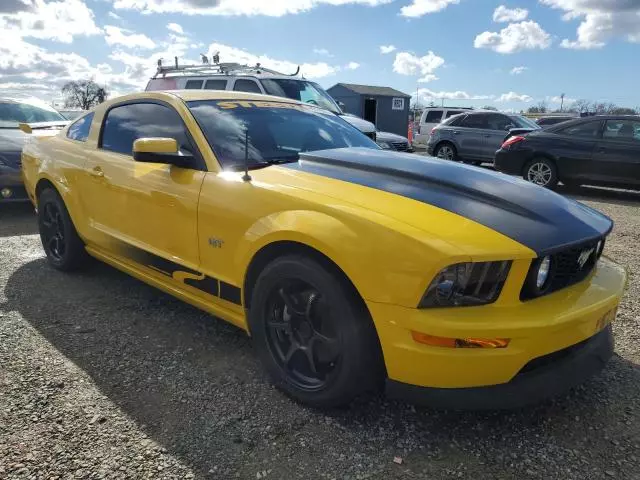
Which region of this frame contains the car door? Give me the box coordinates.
[592,119,640,185]
[455,113,490,159]
[485,113,515,158]
[548,120,603,182]
[82,101,206,274]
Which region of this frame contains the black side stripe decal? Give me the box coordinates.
[116,242,242,306]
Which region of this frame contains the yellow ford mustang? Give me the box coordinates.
[21,91,626,409]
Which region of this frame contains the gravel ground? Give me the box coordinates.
[1,187,639,480]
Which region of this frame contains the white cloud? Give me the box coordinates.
[510,66,528,75]
[497,91,533,102]
[108,11,122,20]
[380,45,396,54]
[346,61,360,70]
[0,0,101,43]
[541,0,640,49]
[207,42,339,78]
[113,0,392,16]
[493,5,528,22]
[416,88,493,102]
[313,48,333,57]
[167,22,184,34]
[104,25,156,49]
[393,50,445,82]
[400,0,460,17]
[474,21,552,54]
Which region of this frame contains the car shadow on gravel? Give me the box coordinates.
[560,185,640,207]
[4,258,640,479]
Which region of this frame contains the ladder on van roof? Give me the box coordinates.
[154,56,300,78]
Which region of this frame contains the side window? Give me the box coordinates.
[100,103,194,156]
[460,114,489,129]
[486,113,512,131]
[557,121,603,139]
[424,110,443,123]
[233,79,262,93]
[66,112,94,142]
[603,120,640,142]
[185,80,203,89]
[204,79,228,90]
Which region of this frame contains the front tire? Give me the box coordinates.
[38,188,89,271]
[434,142,457,161]
[248,255,382,408]
[524,158,558,189]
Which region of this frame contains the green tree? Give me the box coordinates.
[62,80,108,110]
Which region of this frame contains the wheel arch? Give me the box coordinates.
[522,153,558,177]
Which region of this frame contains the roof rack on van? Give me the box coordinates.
[153,55,301,79]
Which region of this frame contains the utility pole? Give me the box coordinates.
[441,98,444,107]
[560,93,565,112]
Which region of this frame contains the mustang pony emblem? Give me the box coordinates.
[577,248,595,269]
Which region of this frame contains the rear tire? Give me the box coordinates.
[248,254,382,408]
[38,188,89,271]
[523,158,558,189]
[434,142,457,161]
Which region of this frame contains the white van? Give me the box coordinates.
[413,107,473,147]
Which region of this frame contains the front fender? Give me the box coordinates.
[236,209,462,307]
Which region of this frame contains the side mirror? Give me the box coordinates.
[505,124,516,131]
[133,137,193,168]
[337,101,346,111]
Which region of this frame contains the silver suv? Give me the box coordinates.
[146,59,411,151]
[426,111,540,164]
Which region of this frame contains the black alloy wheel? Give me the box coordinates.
[249,255,383,408]
[40,201,66,262]
[38,188,89,271]
[265,280,340,391]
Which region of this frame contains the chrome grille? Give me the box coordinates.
[391,141,409,151]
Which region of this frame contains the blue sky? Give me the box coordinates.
[1,0,639,111]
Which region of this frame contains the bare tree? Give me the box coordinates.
[62,80,108,110]
[527,101,548,114]
[570,99,591,113]
[481,105,498,111]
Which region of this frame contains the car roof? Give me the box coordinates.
[100,90,301,107]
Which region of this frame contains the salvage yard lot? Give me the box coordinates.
[1,187,639,480]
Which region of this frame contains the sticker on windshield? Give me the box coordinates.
[216,101,309,111]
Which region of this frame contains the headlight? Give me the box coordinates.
[419,261,512,308]
[376,141,392,150]
[536,256,551,289]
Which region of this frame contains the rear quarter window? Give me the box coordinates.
[66,112,94,142]
[423,110,443,123]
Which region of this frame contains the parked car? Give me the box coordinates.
[58,109,87,121]
[536,116,577,128]
[427,111,540,164]
[22,90,626,409]
[413,107,472,146]
[340,113,412,152]
[494,115,640,189]
[0,97,67,202]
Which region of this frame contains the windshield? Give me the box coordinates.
[0,101,66,128]
[508,115,540,129]
[187,100,378,170]
[261,79,342,114]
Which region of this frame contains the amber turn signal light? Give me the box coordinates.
[411,331,510,349]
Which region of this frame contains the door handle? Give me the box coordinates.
[483,134,491,138]
[452,131,460,135]
[599,148,606,153]
[90,166,104,178]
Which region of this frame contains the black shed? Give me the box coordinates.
[327,83,411,136]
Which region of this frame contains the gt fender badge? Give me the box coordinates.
[209,238,224,248]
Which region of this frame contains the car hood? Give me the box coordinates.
[281,148,612,256]
[339,114,376,133]
[375,131,408,143]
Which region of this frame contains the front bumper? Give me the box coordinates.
[368,257,626,408]
[0,166,29,203]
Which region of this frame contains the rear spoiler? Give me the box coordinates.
[18,121,70,134]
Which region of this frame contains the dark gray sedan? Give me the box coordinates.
[0,99,68,202]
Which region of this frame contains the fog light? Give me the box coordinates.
[1,187,12,198]
[411,331,510,349]
[536,256,551,289]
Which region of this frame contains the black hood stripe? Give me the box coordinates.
[283,148,612,256]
